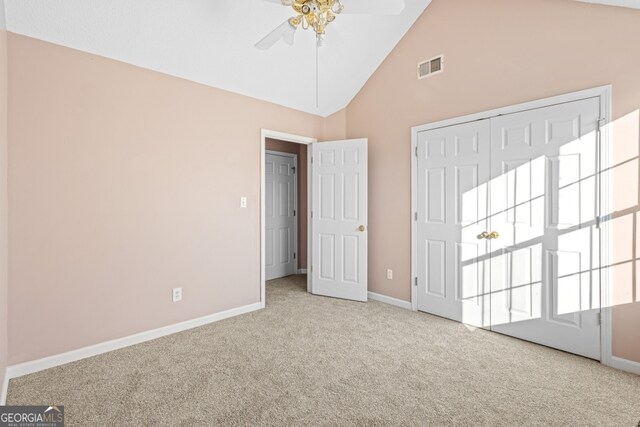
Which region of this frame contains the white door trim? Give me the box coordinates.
[265,150,298,277]
[410,86,620,369]
[261,130,316,308]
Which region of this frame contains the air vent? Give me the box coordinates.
[417,55,444,79]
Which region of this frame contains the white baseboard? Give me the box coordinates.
[607,356,640,375]
[6,302,263,381]
[368,291,412,310]
[297,269,308,274]
[1,369,8,405]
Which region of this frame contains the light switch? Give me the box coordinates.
[240,197,247,208]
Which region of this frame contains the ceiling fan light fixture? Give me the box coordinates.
[281,0,344,43]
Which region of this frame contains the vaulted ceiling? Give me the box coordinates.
[2,0,432,116]
[2,0,638,117]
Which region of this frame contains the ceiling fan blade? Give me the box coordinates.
[341,0,405,15]
[255,20,297,50]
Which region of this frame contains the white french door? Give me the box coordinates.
[416,96,602,359]
[309,139,368,302]
[265,152,297,280]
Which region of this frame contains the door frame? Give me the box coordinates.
[410,85,614,365]
[261,129,316,308]
[265,150,299,279]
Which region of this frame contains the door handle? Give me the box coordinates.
[358,225,366,232]
[477,231,499,240]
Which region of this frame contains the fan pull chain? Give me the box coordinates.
[316,37,319,108]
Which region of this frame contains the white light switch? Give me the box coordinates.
[240,197,247,208]
[386,269,393,280]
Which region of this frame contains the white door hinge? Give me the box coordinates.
[414,212,418,221]
[597,312,602,325]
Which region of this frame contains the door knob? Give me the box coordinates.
[358,225,366,232]
[477,231,499,240]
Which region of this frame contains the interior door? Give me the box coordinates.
[310,139,368,301]
[489,97,601,359]
[265,152,297,280]
[416,120,491,327]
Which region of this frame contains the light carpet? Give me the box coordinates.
[7,275,640,426]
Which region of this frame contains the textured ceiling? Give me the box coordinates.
[3,0,432,117]
[2,1,637,116]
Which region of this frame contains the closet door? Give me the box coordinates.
[416,120,491,327]
[488,97,602,359]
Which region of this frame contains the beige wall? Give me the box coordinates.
[7,34,325,364]
[345,0,640,361]
[265,138,308,269]
[0,26,8,394]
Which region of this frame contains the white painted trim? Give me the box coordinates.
[410,133,418,311]
[368,292,412,310]
[6,302,262,380]
[411,86,612,134]
[608,356,640,375]
[265,150,299,276]
[410,85,621,368]
[297,269,308,274]
[1,369,8,405]
[261,130,316,307]
[599,86,614,369]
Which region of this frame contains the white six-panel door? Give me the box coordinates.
[416,97,602,359]
[489,97,601,359]
[265,152,296,280]
[310,139,368,302]
[416,120,491,327]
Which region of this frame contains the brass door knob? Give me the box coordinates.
[477,231,489,240]
[358,225,366,232]
[489,231,499,239]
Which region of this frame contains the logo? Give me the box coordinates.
[0,405,64,427]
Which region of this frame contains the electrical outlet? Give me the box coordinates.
[172,287,182,303]
[386,269,393,280]
[240,197,247,208]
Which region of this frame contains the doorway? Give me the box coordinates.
[411,86,611,361]
[261,130,316,307]
[261,130,370,307]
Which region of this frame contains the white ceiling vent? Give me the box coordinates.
[418,55,444,79]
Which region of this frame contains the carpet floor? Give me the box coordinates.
[7,275,640,426]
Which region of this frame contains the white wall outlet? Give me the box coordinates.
[240,197,247,208]
[172,287,182,302]
[386,269,393,280]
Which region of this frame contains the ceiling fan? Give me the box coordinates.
[256,0,406,50]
